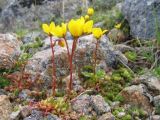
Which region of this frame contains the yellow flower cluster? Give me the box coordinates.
[42,8,107,41]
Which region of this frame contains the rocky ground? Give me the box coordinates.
[0,0,160,120]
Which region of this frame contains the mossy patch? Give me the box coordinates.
[125,51,137,61]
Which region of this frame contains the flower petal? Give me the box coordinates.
[42,24,50,34]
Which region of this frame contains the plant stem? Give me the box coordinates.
[69,38,78,92]
[94,40,100,75]
[50,36,56,96]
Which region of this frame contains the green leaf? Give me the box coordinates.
[96,70,106,79]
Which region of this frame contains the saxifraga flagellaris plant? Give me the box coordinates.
[42,22,66,96]
[92,28,108,74]
[42,7,107,94]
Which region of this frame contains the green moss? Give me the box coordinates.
[125,51,137,61]
[79,116,88,120]
[114,95,124,102]
[128,106,147,119]
[121,115,132,120]
[152,66,160,77]
[155,104,160,115]
[101,67,133,102]
[111,73,123,81]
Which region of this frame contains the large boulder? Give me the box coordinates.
[120,84,153,112]
[0,0,89,32]
[122,0,160,39]
[71,94,111,116]
[0,95,12,120]
[25,35,127,89]
[0,33,22,69]
[137,73,160,96]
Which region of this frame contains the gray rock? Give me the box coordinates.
[120,84,153,112]
[90,95,111,115]
[138,73,160,96]
[153,95,160,107]
[98,112,115,120]
[25,35,127,89]
[22,31,42,44]
[71,94,91,114]
[20,106,31,118]
[117,112,126,118]
[0,33,22,69]
[0,89,7,95]
[151,115,160,120]
[23,110,43,120]
[46,114,62,120]
[10,110,21,120]
[122,0,160,39]
[0,0,10,11]
[0,95,12,120]
[0,0,89,32]
[18,89,30,100]
[72,94,111,116]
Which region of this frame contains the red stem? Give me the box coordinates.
[69,38,78,91]
[50,36,56,96]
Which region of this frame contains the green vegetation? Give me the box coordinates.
[92,7,124,30]
[155,104,160,115]
[0,76,10,88]
[91,0,123,11]
[152,66,160,77]
[82,66,106,87]
[125,51,137,61]
[15,28,29,39]
[79,116,89,120]
[81,65,133,103]
[113,106,147,120]
[37,97,69,115]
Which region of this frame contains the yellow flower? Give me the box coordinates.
[83,20,93,34]
[84,15,90,21]
[42,22,55,36]
[68,17,85,38]
[53,23,67,38]
[87,8,94,16]
[58,39,66,47]
[92,28,108,39]
[115,23,121,29]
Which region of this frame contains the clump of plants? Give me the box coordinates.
[81,64,133,103]
[21,37,44,54]
[113,107,132,120]
[81,66,106,88]
[0,76,10,88]
[127,106,148,119]
[112,106,148,120]
[101,67,133,102]
[31,97,69,115]
[125,51,137,62]
[4,72,32,92]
